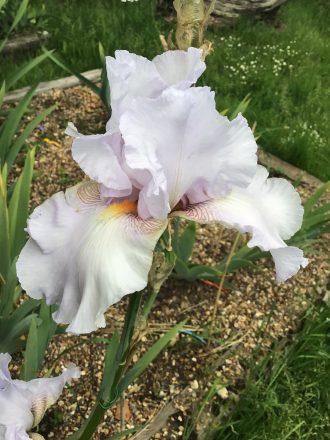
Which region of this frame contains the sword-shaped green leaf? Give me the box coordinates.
[21,316,39,380]
[8,147,35,258]
[0,85,37,162]
[6,104,55,171]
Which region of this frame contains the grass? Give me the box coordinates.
[202,0,330,182]
[1,0,329,180]
[1,0,161,87]
[203,302,330,439]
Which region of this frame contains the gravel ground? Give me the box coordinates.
[9,85,330,439]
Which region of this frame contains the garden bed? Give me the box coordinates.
[10,84,330,439]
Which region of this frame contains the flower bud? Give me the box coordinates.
[174,0,205,50]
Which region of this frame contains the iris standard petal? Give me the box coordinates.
[152,47,205,89]
[105,48,205,131]
[172,166,307,282]
[66,123,132,198]
[106,50,164,131]
[106,50,163,103]
[17,181,167,334]
[120,87,257,219]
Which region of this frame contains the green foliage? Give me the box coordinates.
[173,220,203,281]
[0,0,160,88]
[0,169,10,279]
[6,49,54,91]
[183,381,221,440]
[202,0,330,181]
[0,149,57,359]
[0,85,37,163]
[0,148,34,285]
[0,0,28,50]
[0,55,56,171]
[44,49,108,109]
[0,152,41,354]
[0,0,47,40]
[71,289,184,439]
[0,297,40,353]
[206,303,330,439]
[21,316,39,380]
[0,0,56,360]
[8,146,34,257]
[36,301,58,368]
[38,0,159,112]
[20,301,58,380]
[171,216,226,281]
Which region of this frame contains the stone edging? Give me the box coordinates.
[3,31,50,55]
[4,68,102,103]
[258,150,322,187]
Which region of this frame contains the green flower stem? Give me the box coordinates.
[69,245,176,440]
[141,288,158,320]
[69,291,143,440]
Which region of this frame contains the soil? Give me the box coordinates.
[8,85,330,439]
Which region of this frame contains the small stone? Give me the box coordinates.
[217,386,229,399]
[190,380,199,390]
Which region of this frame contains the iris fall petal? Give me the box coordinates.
[0,354,79,440]
[172,166,308,282]
[17,181,167,333]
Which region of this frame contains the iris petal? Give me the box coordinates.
[66,123,132,198]
[106,48,205,131]
[120,87,257,219]
[17,181,167,333]
[152,47,205,89]
[0,354,79,439]
[172,166,307,282]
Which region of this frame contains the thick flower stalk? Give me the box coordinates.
[17,49,307,335]
[0,354,80,439]
[174,0,215,51]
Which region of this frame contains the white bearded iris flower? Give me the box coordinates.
[0,353,80,440]
[17,50,307,335]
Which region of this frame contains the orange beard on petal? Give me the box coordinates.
[101,200,138,219]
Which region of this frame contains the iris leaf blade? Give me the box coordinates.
[0,85,37,162]
[44,49,101,97]
[6,105,55,171]
[8,147,35,258]
[21,316,39,380]
[8,0,29,34]
[6,50,54,90]
[0,173,10,283]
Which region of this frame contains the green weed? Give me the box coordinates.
[205,303,330,439]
